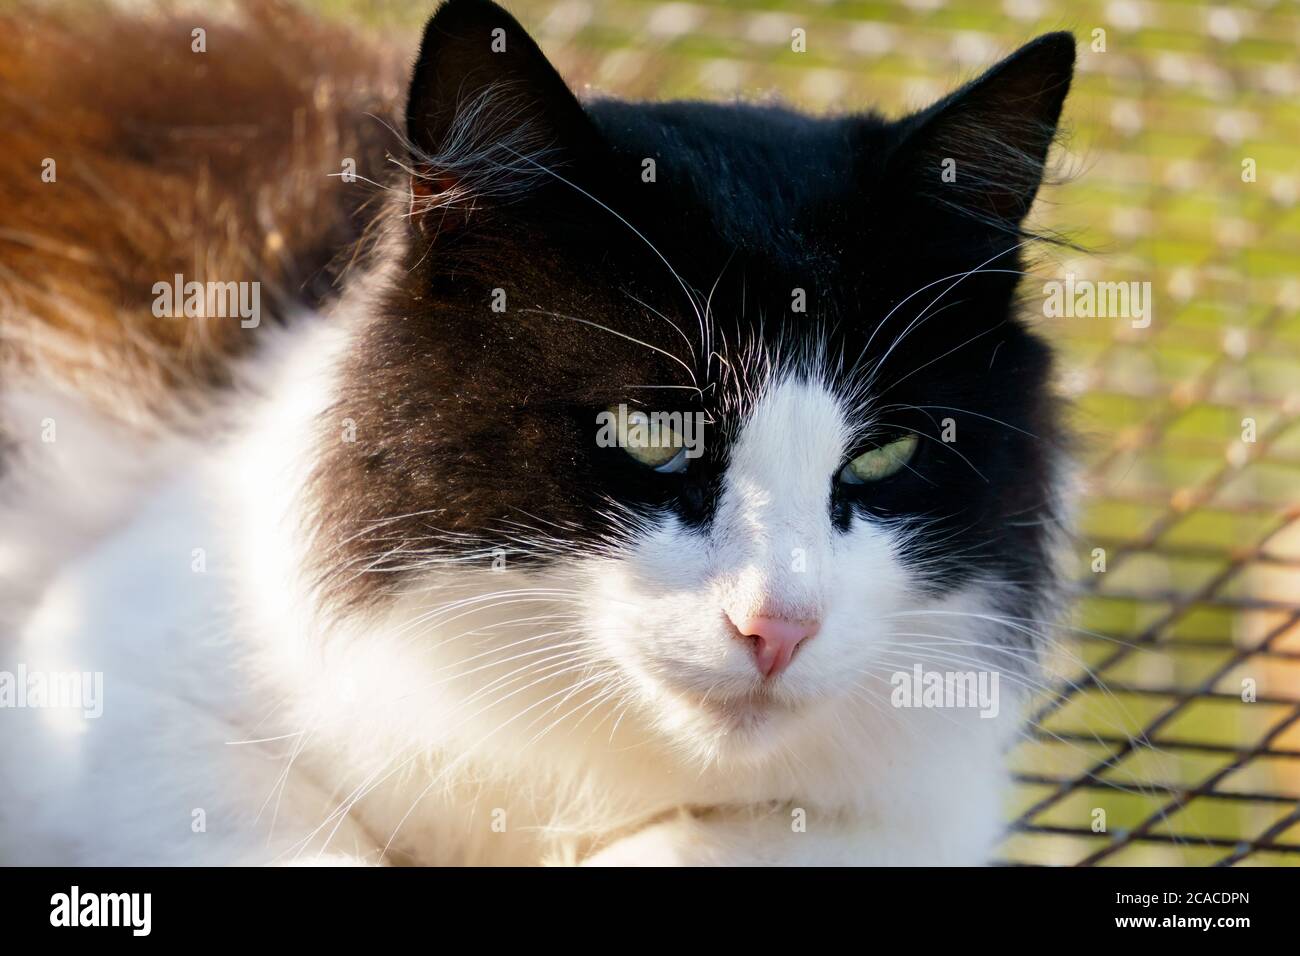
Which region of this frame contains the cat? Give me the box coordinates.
[0,0,1075,865]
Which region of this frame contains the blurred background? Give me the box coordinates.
[313,0,1300,864]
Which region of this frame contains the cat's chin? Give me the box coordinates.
[655,681,812,755]
[694,688,788,726]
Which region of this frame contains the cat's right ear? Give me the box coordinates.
[887,32,1075,235]
[404,0,595,235]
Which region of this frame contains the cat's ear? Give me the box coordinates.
[404,0,594,232]
[891,32,1075,232]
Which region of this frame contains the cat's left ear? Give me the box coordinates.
[403,0,596,233]
[891,32,1075,231]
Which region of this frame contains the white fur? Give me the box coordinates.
[1,313,1033,865]
[0,388,175,635]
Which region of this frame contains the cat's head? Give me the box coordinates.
[312,0,1074,761]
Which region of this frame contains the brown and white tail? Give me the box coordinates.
[0,0,404,413]
[0,1,406,630]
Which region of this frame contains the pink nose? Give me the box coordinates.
[728,614,821,678]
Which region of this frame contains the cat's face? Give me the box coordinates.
[313,1,1074,760]
[578,373,935,754]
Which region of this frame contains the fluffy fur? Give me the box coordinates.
[0,0,1075,865]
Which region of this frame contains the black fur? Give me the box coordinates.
[313,0,1074,611]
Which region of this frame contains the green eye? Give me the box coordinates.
[839,434,918,484]
[610,405,687,472]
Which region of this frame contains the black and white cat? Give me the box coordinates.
[0,0,1074,864]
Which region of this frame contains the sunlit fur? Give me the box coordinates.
[1,303,1050,865]
[0,0,1075,865]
